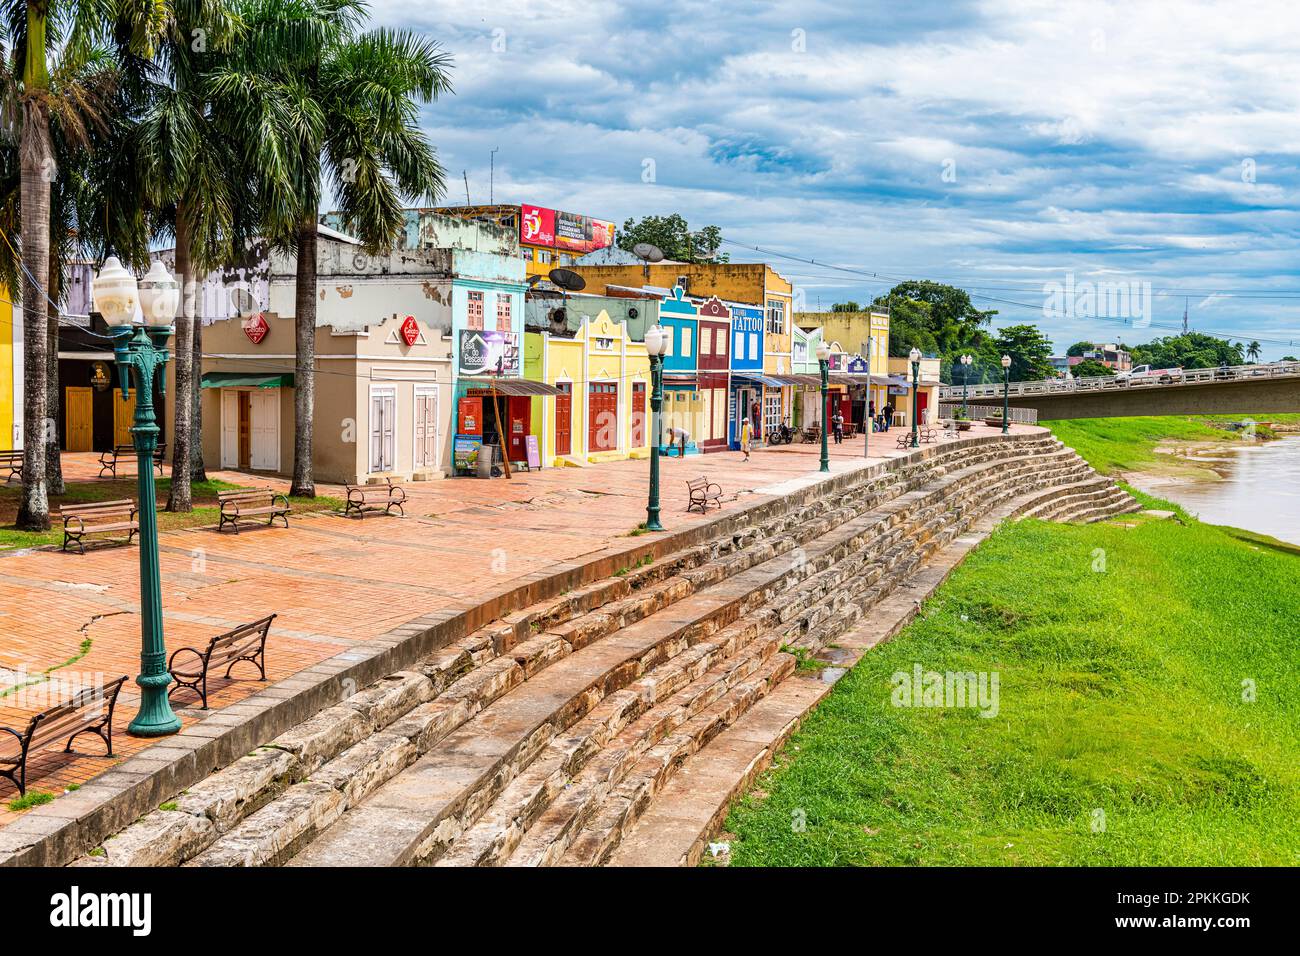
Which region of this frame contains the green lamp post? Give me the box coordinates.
[644,324,669,531]
[960,353,972,416]
[909,347,921,448]
[1000,353,1012,434]
[97,257,183,737]
[815,340,831,473]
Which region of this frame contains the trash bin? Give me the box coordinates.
[477,443,500,478]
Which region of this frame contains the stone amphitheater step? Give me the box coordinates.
[67,434,1134,868]
[603,473,1140,868]
[423,446,1124,867]
[1017,479,1127,522]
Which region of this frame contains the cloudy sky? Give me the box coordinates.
[371,0,1300,358]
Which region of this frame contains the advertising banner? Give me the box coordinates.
[520,204,556,247]
[554,211,615,254]
[458,329,520,376]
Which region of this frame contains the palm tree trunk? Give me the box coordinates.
[191,316,206,481]
[290,217,316,497]
[16,17,52,531]
[45,295,64,496]
[167,204,194,511]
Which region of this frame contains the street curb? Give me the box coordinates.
[0,431,1028,867]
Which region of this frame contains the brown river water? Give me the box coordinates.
[1127,435,1300,545]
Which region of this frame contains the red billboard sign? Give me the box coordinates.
[520,204,556,247]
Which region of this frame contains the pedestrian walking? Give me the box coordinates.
[740,417,753,461]
[831,409,844,444]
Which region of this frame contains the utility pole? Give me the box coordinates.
[490,147,498,204]
[1183,297,1189,335]
[463,171,471,205]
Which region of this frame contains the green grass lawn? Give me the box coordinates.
[1044,414,1300,478]
[725,504,1300,866]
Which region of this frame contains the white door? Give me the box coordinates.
[414,388,438,469]
[220,390,239,467]
[250,390,279,470]
[370,388,395,472]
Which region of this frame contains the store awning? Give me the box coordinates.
[731,373,788,388]
[460,376,561,397]
[200,371,294,389]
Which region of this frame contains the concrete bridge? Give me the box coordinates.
[938,362,1300,419]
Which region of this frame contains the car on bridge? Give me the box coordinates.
[1115,364,1183,384]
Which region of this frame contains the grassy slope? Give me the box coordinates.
[1043,414,1300,477]
[726,506,1299,866]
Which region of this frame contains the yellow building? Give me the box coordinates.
[1,287,14,447]
[795,308,892,429]
[524,310,651,466]
[571,261,795,434]
[886,355,942,428]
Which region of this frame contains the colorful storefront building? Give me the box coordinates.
[657,286,700,455]
[522,310,650,467]
[727,302,766,448]
[694,296,730,453]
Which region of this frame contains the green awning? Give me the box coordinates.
[201,371,294,389]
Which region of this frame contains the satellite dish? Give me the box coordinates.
[526,274,544,286]
[633,242,664,263]
[548,268,586,291]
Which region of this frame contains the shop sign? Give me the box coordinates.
[243,312,269,344]
[454,435,482,471]
[846,356,869,375]
[458,329,520,376]
[90,361,112,391]
[399,315,420,347]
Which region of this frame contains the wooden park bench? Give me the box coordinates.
[894,426,938,450]
[0,675,127,796]
[217,488,290,533]
[168,614,276,709]
[344,478,407,518]
[1,449,22,483]
[98,443,167,479]
[686,476,723,514]
[60,499,139,553]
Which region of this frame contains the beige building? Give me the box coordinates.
[164,215,523,484]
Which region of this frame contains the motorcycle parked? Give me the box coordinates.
[767,421,794,445]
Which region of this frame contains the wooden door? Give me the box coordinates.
[251,390,278,470]
[555,383,572,456]
[918,389,929,424]
[507,396,530,462]
[238,392,251,470]
[113,389,136,446]
[588,382,617,452]
[631,382,646,446]
[65,387,93,452]
[414,389,438,469]
[220,390,239,467]
[369,388,395,472]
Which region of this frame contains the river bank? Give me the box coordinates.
[1045,415,1300,546]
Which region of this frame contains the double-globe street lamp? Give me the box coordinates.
[909,346,922,448]
[1000,353,1012,434]
[643,324,670,531]
[815,340,832,473]
[960,353,972,414]
[93,257,183,737]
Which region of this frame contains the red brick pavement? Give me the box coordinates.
[0,423,1027,821]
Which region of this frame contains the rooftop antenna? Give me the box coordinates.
[489,147,499,204]
[632,242,664,282]
[548,268,586,330]
[1183,296,1189,334]
[462,170,471,205]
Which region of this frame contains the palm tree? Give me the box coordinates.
[1246,340,1261,363]
[133,0,294,510]
[232,0,451,496]
[0,1,147,529]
